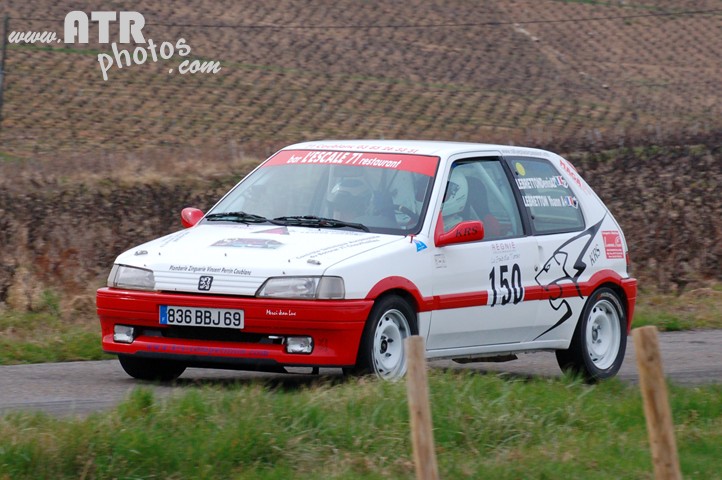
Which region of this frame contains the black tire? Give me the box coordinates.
[118,355,186,381]
[345,295,417,381]
[556,287,627,383]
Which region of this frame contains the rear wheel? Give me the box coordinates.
[346,295,417,381]
[556,287,627,383]
[118,355,186,381]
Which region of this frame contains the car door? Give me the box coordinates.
[426,155,540,350]
[504,155,591,343]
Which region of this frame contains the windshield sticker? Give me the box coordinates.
[264,150,439,177]
[303,143,421,154]
[516,176,568,190]
[515,162,526,176]
[503,148,552,158]
[602,231,624,259]
[212,238,284,249]
[296,236,381,259]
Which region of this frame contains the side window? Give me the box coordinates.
[441,159,523,240]
[507,157,585,234]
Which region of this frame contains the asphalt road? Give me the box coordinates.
[1,330,720,417]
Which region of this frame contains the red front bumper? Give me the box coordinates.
[97,288,373,369]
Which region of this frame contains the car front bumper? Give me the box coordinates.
[97,287,373,369]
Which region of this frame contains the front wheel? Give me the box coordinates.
[118,355,186,381]
[556,287,627,383]
[347,295,417,381]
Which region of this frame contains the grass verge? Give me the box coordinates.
[633,285,722,331]
[0,371,720,479]
[0,292,110,365]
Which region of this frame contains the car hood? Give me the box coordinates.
[114,223,401,295]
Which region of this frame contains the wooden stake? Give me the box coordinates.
[632,326,682,480]
[405,336,440,480]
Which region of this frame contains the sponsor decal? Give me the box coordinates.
[602,231,624,259]
[198,275,213,291]
[266,309,297,317]
[589,244,601,266]
[454,224,481,238]
[169,265,252,276]
[264,150,439,177]
[212,238,284,249]
[558,158,591,194]
[413,240,428,252]
[491,240,520,264]
[434,254,447,269]
[533,217,605,339]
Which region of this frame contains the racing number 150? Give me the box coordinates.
[489,264,524,306]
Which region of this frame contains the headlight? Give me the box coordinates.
[108,264,156,291]
[256,276,344,299]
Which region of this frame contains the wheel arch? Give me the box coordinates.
[365,277,428,322]
[586,270,637,334]
[371,288,421,335]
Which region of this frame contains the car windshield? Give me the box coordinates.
[207,149,440,235]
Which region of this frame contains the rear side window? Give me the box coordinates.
[507,157,585,234]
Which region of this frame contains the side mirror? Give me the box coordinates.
[181,207,204,228]
[434,214,484,247]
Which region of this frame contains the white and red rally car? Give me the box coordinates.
[97,140,637,382]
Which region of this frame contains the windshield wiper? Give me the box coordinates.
[204,211,270,224]
[272,215,369,232]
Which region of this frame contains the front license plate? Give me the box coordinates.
[160,305,244,329]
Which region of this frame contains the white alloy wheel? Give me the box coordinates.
[555,287,627,382]
[372,308,411,380]
[585,298,622,370]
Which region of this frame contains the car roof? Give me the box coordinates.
[282,139,556,159]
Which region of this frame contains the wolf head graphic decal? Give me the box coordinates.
[533,217,605,340]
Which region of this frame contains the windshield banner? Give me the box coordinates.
[264,150,439,177]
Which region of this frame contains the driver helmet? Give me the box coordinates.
[327,177,372,216]
[441,169,468,217]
